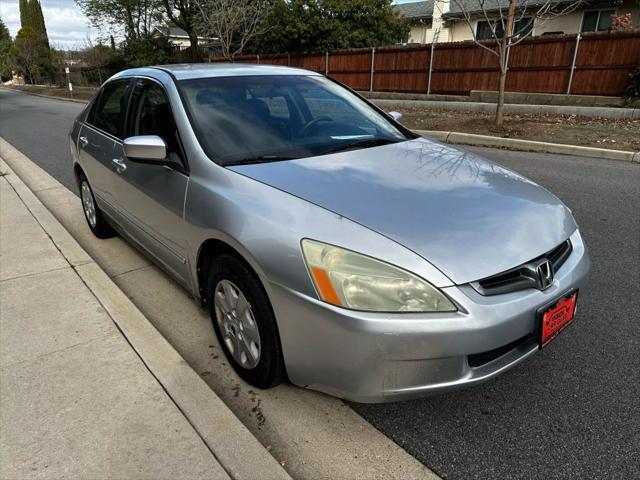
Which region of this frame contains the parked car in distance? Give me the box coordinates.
[69,64,590,403]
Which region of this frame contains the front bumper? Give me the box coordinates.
[269,230,590,403]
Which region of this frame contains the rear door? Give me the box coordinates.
[110,77,191,285]
[78,78,132,215]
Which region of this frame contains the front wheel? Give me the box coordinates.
[207,254,285,389]
[78,172,115,239]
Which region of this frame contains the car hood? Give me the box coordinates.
[229,138,577,285]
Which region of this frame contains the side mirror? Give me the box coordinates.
[388,111,403,123]
[123,135,167,161]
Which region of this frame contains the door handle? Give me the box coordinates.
[112,158,127,173]
[79,136,88,147]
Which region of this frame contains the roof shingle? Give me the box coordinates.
[394,0,601,20]
[394,1,433,19]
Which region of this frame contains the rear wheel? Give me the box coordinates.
[207,254,285,388]
[78,172,115,239]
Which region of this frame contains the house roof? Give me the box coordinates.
[394,1,433,19]
[446,0,593,18]
[155,26,192,38]
[154,26,216,42]
[394,0,603,21]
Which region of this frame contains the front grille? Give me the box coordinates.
[547,239,573,267]
[473,239,572,296]
[467,334,532,368]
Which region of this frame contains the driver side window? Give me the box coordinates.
[129,79,183,163]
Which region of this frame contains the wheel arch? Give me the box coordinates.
[196,238,270,308]
[196,237,288,380]
[73,162,85,186]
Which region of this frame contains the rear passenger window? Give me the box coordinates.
[90,79,130,139]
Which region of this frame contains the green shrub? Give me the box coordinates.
[122,35,171,68]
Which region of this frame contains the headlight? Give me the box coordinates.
[301,239,456,313]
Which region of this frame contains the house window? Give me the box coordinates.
[476,18,533,40]
[581,10,615,32]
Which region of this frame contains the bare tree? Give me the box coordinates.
[80,37,114,84]
[449,0,584,127]
[76,0,163,42]
[194,0,272,61]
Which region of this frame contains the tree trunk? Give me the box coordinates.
[125,7,137,41]
[188,33,200,62]
[496,66,507,127]
[495,0,517,128]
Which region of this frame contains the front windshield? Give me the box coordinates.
[179,75,408,165]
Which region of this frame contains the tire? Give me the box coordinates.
[77,172,116,239]
[207,254,285,389]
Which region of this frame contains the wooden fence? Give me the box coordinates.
[212,31,640,97]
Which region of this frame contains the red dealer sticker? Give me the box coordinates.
[540,291,578,348]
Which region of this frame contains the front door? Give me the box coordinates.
[78,78,132,214]
[110,78,190,285]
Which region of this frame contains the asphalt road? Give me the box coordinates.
[1,88,639,480]
[0,89,81,194]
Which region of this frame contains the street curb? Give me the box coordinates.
[415,130,640,163]
[360,90,638,108]
[0,138,292,480]
[0,86,92,104]
[372,98,639,119]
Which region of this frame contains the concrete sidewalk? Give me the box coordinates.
[0,162,289,479]
[0,167,229,478]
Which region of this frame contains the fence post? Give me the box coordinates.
[427,28,442,94]
[566,33,581,95]
[325,51,329,76]
[427,40,436,95]
[369,47,376,92]
[287,53,291,66]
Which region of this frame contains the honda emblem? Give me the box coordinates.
[536,260,554,290]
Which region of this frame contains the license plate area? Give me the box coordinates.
[538,289,578,348]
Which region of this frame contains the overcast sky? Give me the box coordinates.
[0,0,416,49]
[1,0,98,48]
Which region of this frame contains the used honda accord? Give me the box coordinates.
[69,64,590,402]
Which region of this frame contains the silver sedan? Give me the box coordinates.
[69,64,590,402]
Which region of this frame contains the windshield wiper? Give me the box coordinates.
[319,138,403,156]
[224,138,404,166]
[223,155,301,166]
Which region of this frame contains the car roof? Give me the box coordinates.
[120,63,321,81]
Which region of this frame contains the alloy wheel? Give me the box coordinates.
[80,181,97,228]
[214,279,261,369]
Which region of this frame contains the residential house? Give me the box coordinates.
[396,1,436,43]
[394,0,640,44]
[153,26,213,51]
